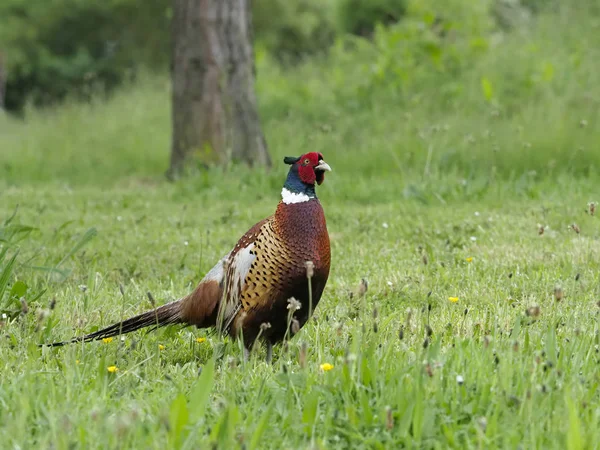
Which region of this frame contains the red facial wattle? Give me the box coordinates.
[296,152,329,186]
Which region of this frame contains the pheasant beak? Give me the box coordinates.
[315,160,331,185]
[315,160,332,172]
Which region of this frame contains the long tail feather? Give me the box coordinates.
[41,300,183,347]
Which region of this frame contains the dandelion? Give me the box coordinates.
[102,337,114,344]
[466,257,473,263]
[320,363,334,372]
[107,366,119,373]
[448,297,459,303]
[196,337,206,344]
[158,344,165,351]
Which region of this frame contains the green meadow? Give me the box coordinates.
[1,2,599,448]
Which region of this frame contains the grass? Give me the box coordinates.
[1,3,600,448]
[1,177,599,449]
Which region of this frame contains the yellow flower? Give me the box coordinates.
[448,297,459,303]
[466,257,473,263]
[158,344,165,351]
[107,365,119,373]
[320,363,334,372]
[196,337,206,344]
[76,360,80,365]
[102,337,113,344]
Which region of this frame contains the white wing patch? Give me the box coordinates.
[201,254,228,283]
[231,244,255,291]
[218,243,256,332]
[281,187,311,204]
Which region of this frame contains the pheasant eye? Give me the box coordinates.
[304,158,310,165]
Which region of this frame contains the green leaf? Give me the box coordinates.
[481,77,494,102]
[510,315,521,339]
[9,280,28,299]
[56,227,97,268]
[542,62,555,82]
[566,395,583,450]
[3,205,19,226]
[302,391,319,436]
[545,326,557,365]
[188,358,215,424]
[210,406,238,447]
[249,402,274,450]
[0,251,18,299]
[169,393,189,448]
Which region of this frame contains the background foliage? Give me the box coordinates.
[0,0,572,111]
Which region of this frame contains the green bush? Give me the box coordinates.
[337,0,407,37]
[0,0,170,112]
[253,0,337,63]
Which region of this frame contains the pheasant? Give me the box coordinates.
[43,152,332,361]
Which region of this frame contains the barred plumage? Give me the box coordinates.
[42,152,332,361]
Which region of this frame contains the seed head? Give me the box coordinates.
[305,261,314,278]
[287,297,302,311]
[291,318,300,335]
[260,322,272,331]
[425,363,433,377]
[526,305,541,318]
[571,223,580,234]
[385,406,393,430]
[147,291,156,307]
[554,285,563,302]
[358,278,368,297]
[588,202,596,216]
[299,341,307,369]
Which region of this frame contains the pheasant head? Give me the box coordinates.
[282,152,332,204]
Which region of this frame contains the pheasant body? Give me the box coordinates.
[44,152,332,358]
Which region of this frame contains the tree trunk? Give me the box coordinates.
[168,0,270,178]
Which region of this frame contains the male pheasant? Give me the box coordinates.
[43,152,332,361]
